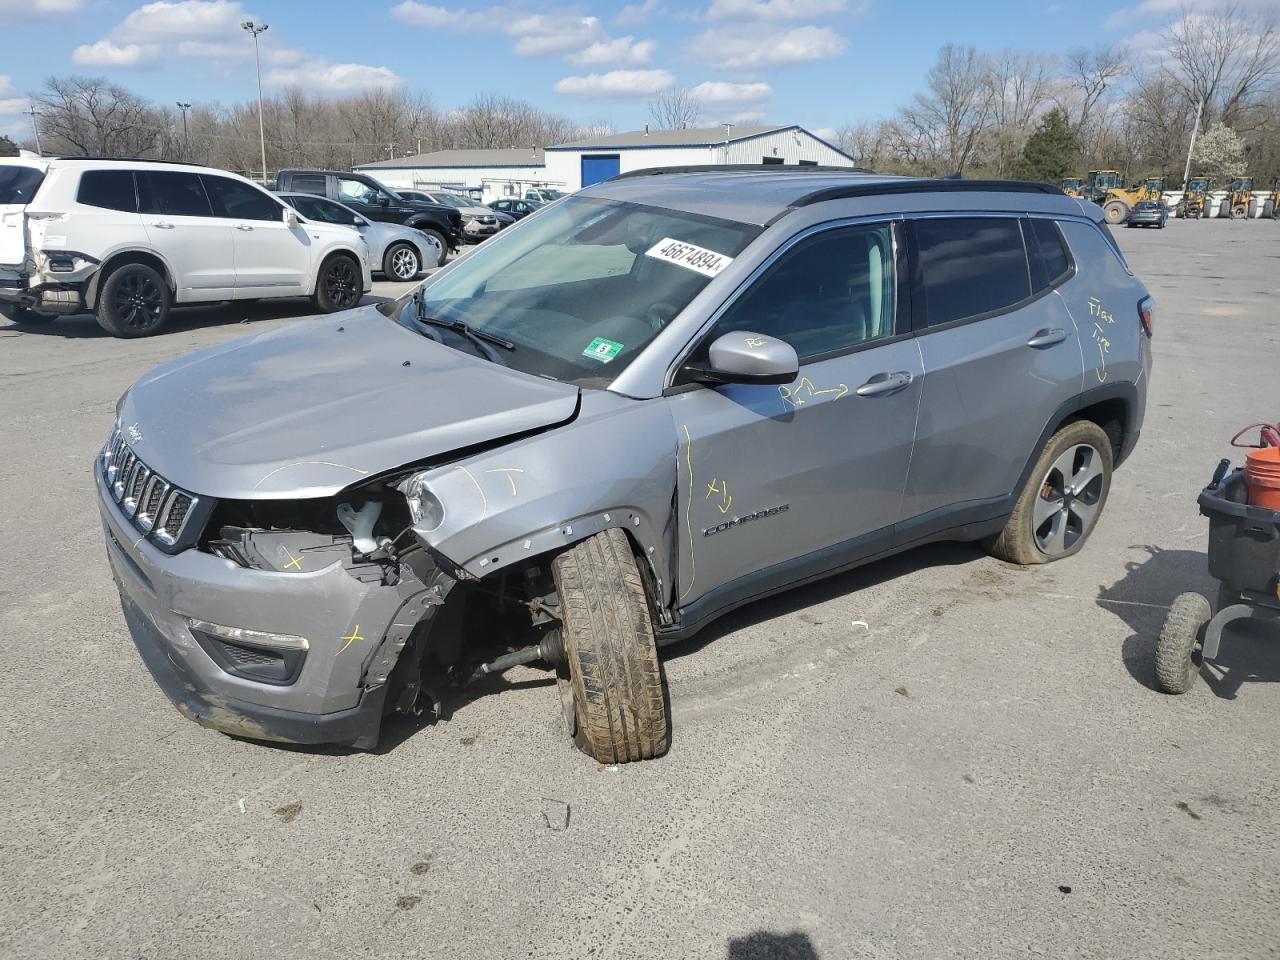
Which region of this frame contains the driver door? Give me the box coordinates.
[336,175,386,222]
[666,221,923,609]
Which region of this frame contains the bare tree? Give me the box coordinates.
[1059,45,1127,137]
[647,88,702,130]
[33,76,162,157]
[985,50,1056,176]
[898,45,993,175]
[1164,4,1280,130]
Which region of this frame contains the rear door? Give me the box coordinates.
[667,220,923,607]
[900,215,1084,522]
[137,170,236,300]
[201,174,310,298]
[69,169,149,265]
[0,163,45,267]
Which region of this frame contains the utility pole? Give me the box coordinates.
[1182,94,1208,190]
[176,101,192,161]
[721,122,734,165]
[26,103,42,156]
[241,20,269,182]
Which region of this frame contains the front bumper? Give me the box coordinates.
[97,466,440,748]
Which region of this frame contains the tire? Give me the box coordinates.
[1231,203,1247,220]
[95,263,171,338]
[418,229,448,267]
[983,420,1114,565]
[312,254,362,313]
[1154,592,1210,694]
[0,303,55,325]
[1103,200,1128,224]
[551,528,669,763]
[382,242,421,281]
[1247,200,1258,219]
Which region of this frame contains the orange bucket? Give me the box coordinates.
[1245,447,1280,510]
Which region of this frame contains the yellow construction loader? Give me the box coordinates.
[1265,178,1280,220]
[1180,176,1212,218]
[1084,171,1165,224]
[1221,177,1255,219]
[1060,177,1082,197]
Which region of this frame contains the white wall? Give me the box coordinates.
[543,128,856,192]
[359,165,557,202]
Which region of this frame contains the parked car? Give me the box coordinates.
[98,168,1152,762]
[277,192,438,281]
[0,157,371,337]
[524,188,565,202]
[488,197,544,220]
[1126,200,1168,228]
[405,190,504,243]
[275,169,462,266]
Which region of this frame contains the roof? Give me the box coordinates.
[546,125,788,150]
[583,168,1081,227]
[356,148,545,170]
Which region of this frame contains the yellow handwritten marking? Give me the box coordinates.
[281,547,303,571]
[253,460,369,491]
[706,478,733,514]
[485,467,526,496]
[457,465,488,519]
[744,336,767,349]
[778,377,849,408]
[336,625,364,656]
[678,424,697,602]
[1091,322,1111,383]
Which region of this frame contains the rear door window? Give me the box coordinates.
[202,175,282,221]
[288,195,357,225]
[912,217,1031,327]
[287,173,328,196]
[0,165,45,205]
[77,170,138,212]
[138,171,214,217]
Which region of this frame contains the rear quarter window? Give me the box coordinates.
[912,217,1031,327]
[287,173,328,196]
[77,170,138,212]
[0,165,45,204]
[1024,218,1072,291]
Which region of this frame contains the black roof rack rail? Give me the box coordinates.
[610,163,877,181]
[43,156,205,166]
[793,178,1063,207]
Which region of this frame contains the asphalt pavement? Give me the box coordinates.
[1,222,1277,960]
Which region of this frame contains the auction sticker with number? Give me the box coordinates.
[644,238,734,278]
[582,337,624,363]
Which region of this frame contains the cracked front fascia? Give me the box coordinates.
[406,390,679,607]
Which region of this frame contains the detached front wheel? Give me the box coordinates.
[552,528,669,763]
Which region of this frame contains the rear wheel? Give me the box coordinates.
[383,242,421,281]
[1103,200,1129,224]
[312,254,362,313]
[96,263,170,337]
[1154,593,1210,694]
[551,528,669,763]
[984,420,1113,565]
[0,303,55,326]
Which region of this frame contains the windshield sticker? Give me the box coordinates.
[644,238,734,277]
[582,337,624,363]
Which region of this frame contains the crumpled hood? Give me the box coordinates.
[116,305,579,499]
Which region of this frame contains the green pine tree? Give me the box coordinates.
[1013,108,1079,183]
[0,135,17,158]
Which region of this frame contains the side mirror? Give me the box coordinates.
[376,195,390,206]
[687,331,799,386]
[283,208,299,226]
[354,218,368,228]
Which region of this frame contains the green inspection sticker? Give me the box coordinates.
[582,337,624,363]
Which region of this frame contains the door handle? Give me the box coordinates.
[1026,328,1068,348]
[236,224,254,232]
[855,371,913,397]
[151,221,174,229]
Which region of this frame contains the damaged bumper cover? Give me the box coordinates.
[98,467,449,749]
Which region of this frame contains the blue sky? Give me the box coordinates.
[0,0,1195,143]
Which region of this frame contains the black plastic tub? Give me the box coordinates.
[1198,469,1280,605]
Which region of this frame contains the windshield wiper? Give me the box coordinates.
[412,293,514,362]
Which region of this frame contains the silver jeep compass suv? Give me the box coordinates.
[97,167,1153,763]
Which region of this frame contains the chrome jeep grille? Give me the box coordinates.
[101,425,200,547]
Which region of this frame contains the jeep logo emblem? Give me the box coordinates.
[126,423,143,445]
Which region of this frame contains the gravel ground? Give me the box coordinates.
[1,221,1277,960]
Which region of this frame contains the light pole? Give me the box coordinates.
[1182,94,1208,190]
[241,20,269,182]
[26,103,42,155]
[176,101,192,160]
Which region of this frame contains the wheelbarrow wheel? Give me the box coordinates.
[1154,592,1211,694]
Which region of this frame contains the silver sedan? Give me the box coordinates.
[277,192,443,281]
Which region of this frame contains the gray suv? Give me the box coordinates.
[97,168,1153,763]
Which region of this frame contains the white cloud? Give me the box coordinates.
[72,39,161,68]
[555,68,675,97]
[730,110,768,123]
[265,62,404,92]
[705,0,847,20]
[617,0,662,25]
[689,80,772,103]
[0,0,82,12]
[390,0,487,28]
[118,0,245,38]
[698,24,845,69]
[0,76,11,96]
[568,36,655,66]
[506,14,607,57]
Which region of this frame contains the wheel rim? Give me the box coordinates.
[112,273,163,330]
[1033,443,1105,557]
[391,247,418,279]
[324,260,358,308]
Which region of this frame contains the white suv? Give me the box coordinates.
[0,157,372,337]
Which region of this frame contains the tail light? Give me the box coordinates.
[1138,295,1154,337]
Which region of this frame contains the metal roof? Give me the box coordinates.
[546,125,791,150]
[356,148,545,170]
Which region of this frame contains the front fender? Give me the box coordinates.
[407,391,679,609]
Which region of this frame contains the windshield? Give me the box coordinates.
[0,165,45,205]
[1189,179,1208,191]
[436,193,472,207]
[405,195,760,384]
